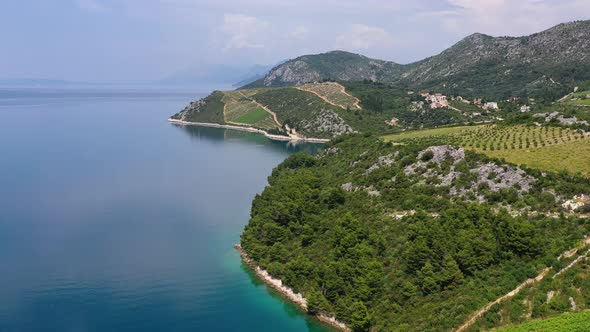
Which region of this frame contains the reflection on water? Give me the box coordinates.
[173,123,325,155]
[0,90,330,332]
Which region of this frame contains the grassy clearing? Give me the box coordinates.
[299,82,360,109]
[234,107,271,124]
[563,90,590,106]
[571,99,590,106]
[572,90,590,98]
[495,312,590,332]
[383,124,590,176]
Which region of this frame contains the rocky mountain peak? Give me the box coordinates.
[243,20,590,98]
[460,32,493,44]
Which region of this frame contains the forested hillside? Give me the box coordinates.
[240,135,590,331]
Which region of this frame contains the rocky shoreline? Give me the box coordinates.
[234,244,350,332]
[167,119,330,143]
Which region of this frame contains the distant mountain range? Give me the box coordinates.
[244,20,590,98]
[0,79,102,88]
[156,63,274,88]
[1,63,274,90]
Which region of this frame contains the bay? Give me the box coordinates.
[0,89,329,331]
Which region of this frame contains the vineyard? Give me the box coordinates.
[446,125,588,151]
[221,90,278,130]
[297,82,361,110]
[384,124,590,176]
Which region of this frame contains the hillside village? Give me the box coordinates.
[416,92,507,112]
[405,92,509,124]
[409,91,583,118]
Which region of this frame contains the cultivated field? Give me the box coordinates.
[298,82,361,110]
[384,124,590,176]
[485,138,590,176]
[234,108,271,124]
[221,90,279,130]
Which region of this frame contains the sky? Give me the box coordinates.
[1,0,589,82]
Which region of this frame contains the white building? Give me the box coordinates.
[520,105,531,113]
[562,194,590,211]
[483,102,499,110]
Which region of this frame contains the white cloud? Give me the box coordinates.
[336,24,394,50]
[290,26,310,40]
[422,0,590,37]
[76,0,107,12]
[222,14,270,49]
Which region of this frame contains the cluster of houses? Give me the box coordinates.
[420,92,449,109]
[420,92,500,111]
[415,91,537,115]
[507,96,533,112]
[562,194,590,211]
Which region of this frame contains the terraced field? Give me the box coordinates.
[297,82,361,110]
[221,90,279,130]
[384,124,590,176]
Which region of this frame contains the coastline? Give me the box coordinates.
[234,244,350,332]
[167,118,330,143]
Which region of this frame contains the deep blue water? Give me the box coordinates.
[0,89,328,331]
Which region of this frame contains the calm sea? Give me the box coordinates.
[0,88,329,331]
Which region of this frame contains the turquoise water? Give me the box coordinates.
[0,89,329,331]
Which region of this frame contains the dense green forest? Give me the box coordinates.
[413,61,584,102]
[240,135,590,331]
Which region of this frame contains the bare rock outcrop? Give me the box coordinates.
[171,98,206,121]
[405,146,465,175]
[299,109,355,137]
[471,163,536,193]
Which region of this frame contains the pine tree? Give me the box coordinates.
[349,301,371,332]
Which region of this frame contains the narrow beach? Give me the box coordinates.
[235,244,350,332]
[168,119,330,143]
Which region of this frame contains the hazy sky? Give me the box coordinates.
[2,0,589,82]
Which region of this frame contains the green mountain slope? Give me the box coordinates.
[240,134,590,331]
[246,21,590,99]
[170,81,486,139]
[242,51,404,88]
